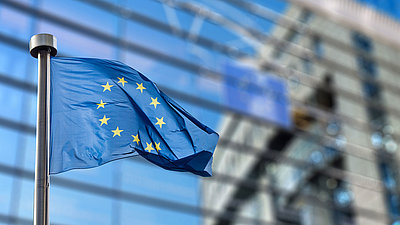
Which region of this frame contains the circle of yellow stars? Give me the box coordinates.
[96,76,166,153]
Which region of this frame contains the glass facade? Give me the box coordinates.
[1,0,400,225]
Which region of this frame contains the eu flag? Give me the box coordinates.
[49,57,219,177]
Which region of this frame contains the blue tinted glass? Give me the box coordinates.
[0,174,13,214]
[120,200,200,225]
[0,5,32,40]
[40,0,119,36]
[125,20,191,62]
[50,186,113,225]
[380,163,398,189]
[253,0,287,12]
[0,127,18,166]
[124,0,167,23]
[165,3,194,32]
[178,98,222,131]
[0,43,29,81]
[37,21,115,58]
[200,20,240,45]
[14,179,34,220]
[54,161,114,188]
[123,51,200,96]
[120,159,199,205]
[23,134,36,171]
[27,93,37,127]
[0,83,23,121]
[388,194,400,216]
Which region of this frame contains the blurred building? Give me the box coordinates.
[1,0,400,224]
[203,1,400,225]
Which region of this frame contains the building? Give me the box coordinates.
[203,1,400,225]
[0,0,242,224]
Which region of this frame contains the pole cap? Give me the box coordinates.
[29,33,57,58]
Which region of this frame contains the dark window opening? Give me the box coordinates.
[363,81,381,99]
[313,36,323,58]
[357,56,376,76]
[352,32,373,52]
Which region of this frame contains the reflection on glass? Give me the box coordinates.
[371,132,383,147]
[334,188,352,207]
[384,139,398,153]
[335,135,347,148]
[310,151,323,165]
[326,121,340,136]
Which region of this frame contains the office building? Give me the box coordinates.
[203,1,400,225]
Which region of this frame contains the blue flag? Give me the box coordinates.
[49,57,219,177]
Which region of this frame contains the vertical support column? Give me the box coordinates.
[29,33,57,225]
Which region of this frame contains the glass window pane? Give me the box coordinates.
[120,159,199,206]
[23,134,36,171]
[54,162,114,189]
[16,180,33,219]
[40,0,118,36]
[27,93,37,127]
[124,0,167,23]
[0,5,32,40]
[0,83,23,121]
[0,43,29,81]
[120,200,200,225]
[0,127,18,166]
[37,21,116,58]
[50,186,112,225]
[0,174,13,214]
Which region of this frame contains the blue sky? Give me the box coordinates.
[0,0,287,224]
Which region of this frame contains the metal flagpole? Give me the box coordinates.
[29,34,57,225]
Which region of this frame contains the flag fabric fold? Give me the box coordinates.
[49,57,218,177]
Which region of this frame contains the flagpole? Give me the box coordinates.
[29,34,57,225]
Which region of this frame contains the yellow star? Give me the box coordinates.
[131,134,140,145]
[136,83,146,93]
[150,97,160,109]
[96,99,107,109]
[145,142,154,152]
[117,77,128,86]
[99,115,110,126]
[155,142,161,152]
[155,117,166,128]
[101,82,113,92]
[111,126,123,137]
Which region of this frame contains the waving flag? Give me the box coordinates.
[49,57,218,177]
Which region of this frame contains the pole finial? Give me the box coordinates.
[29,33,57,58]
